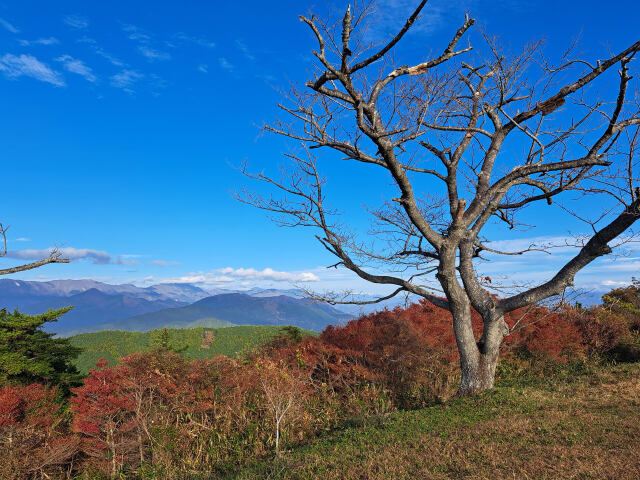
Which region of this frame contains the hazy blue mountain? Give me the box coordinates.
[0,279,607,338]
[147,283,211,303]
[45,279,160,299]
[245,287,303,298]
[22,288,186,336]
[102,293,352,332]
[0,279,62,310]
[203,287,239,296]
[0,278,212,310]
[0,279,158,309]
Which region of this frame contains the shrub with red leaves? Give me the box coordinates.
[71,359,138,477]
[318,304,460,406]
[504,308,586,361]
[0,383,80,480]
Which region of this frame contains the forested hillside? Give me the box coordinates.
[69,325,316,373]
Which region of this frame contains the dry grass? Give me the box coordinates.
[235,363,640,480]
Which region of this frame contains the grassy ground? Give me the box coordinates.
[235,362,640,480]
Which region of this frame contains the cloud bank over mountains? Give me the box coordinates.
[159,267,320,286]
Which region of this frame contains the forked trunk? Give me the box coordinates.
[439,245,509,396]
[454,311,508,396]
[458,350,499,394]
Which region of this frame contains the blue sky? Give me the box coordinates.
[1,0,639,298]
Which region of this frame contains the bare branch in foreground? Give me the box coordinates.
[0,222,70,276]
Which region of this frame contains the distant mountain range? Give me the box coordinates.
[0,279,352,336]
[104,293,352,333]
[0,278,211,307]
[22,289,186,335]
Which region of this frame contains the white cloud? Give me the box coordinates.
[149,260,181,267]
[197,64,208,73]
[218,57,233,71]
[78,38,125,67]
[156,267,320,288]
[63,14,89,29]
[159,274,236,285]
[137,45,170,61]
[56,55,97,82]
[235,40,255,60]
[114,255,140,266]
[481,235,580,256]
[218,267,319,282]
[0,18,19,34]
[0,54,65,86]
[601,280,630,287]
[4,248,148,267]
[6,247,111,264]
[175,33,215,48]
[19,37,59,46]
[94,48,124,66]
[365,0,447,39]
[122,24,151,42]
[121,24,170,62]
[595,260,640,273]
[110,69,143,92]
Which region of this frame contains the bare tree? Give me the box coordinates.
[0,222,69,275]
[256,360,304,455]
[238,1,640,394]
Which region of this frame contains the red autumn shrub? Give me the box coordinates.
[321,301,461,357]
[0,382,58,428]
[71,359,138,477]
[504,308,586,361]
[0,383,80,480]
[563,307,626,355]
[321,300,591,371]
[260,336,383,424]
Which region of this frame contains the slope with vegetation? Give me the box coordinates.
[69,325,317,373]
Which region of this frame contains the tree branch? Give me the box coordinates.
[498,197,640,313]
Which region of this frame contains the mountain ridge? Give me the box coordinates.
[0,279,353,335]
[97,292,352,332]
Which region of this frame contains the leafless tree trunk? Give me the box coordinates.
[238,1,640,394]
[257,361,303,455]
[0,223,69,275]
